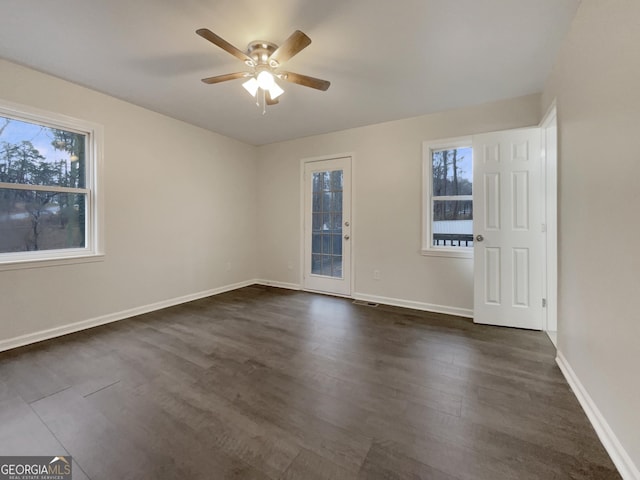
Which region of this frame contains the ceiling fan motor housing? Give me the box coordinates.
[247,41,278,67]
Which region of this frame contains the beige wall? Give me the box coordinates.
[0,59,258,344]
[256,94,541,313]
[543,0,640,473]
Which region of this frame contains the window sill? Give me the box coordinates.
[0,252,105,271]
[421,248,473,259]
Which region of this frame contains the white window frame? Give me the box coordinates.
[0,99,104,270]
[422,136,473,258]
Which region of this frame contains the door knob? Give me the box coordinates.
[344,235,350,240]
[475,234,484,242]
[344,221,350,227]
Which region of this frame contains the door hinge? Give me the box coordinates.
[542,298,547,308]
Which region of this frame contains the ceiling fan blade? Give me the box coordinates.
[196,28,255,65]
[280,71,330,91]
[201,72,249,84]
[265,91,279,105]
[269,30,311,65]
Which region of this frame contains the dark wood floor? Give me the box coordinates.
[0,285,620,479]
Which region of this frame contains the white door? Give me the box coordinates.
[303,157,352,296]
[473,128,543,329]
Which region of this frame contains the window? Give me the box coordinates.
[311,169,343,278]
[422,137,473,258]
[0,100,103,268]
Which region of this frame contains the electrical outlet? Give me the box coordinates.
[373,269,381,280]
[225,261,231,272]
[287,261,294,270]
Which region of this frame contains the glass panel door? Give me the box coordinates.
[303,157,351,295]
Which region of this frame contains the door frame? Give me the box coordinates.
[299,152,356,297]
[540,101,558,345]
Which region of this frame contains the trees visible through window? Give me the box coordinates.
[0,102,102,266]
[423,139,473,256]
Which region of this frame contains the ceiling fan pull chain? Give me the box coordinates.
[262,89,267,115]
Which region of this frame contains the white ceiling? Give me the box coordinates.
[0,0,579,145]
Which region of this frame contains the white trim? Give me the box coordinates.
[302,288,352,299]
[540,99,557,128]
[0,252,104,272]
[539,101,558,337]
[353,292,473,318]
[0,279,255,353]
[254,279,301,290]
[420,248,473,259]
[556,351,639,480]
[422,137,474,257]
[256,282,474,318]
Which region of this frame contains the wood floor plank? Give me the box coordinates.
[0,393,68,455]
[0,285,621,479]
[280,448,357,480]
[358,442,460,480]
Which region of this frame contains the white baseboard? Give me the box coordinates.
[253,280,472,318]
[556,351,639,480]
[0,279,470,353]
[254,279,302,291]
[352,292,473,318]
[0,279,256,353]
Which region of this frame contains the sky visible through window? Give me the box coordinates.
[0,116,74,165]
[433,146,472,187]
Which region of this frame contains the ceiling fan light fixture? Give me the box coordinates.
[242,77,259,97]
[256,70,276,90]
[268,82,284,100]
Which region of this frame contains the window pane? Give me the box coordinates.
[322,213,331,231]
[331,213,342,233]
[332,192,342,213]
[322,191,332,212]
[433,199,473,221]
[311,254,322,274]
[332,234,342,256]
[321,234,332,254]
[0,188,86,253]
[0,115,86,188]
[321,172,331,191]
[332,255,343,278]
[432,200,473,247]
[330,170,343,190]
[431,147,472,196]
[312,213,322,232]
[312,234,321,254]
[313,172,331,192]
[321,255,332,275]
[310,168,345,277]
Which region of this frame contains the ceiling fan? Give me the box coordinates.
[196,28,330,112]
